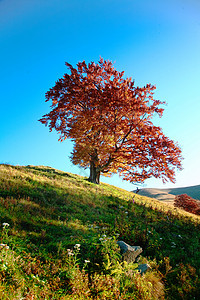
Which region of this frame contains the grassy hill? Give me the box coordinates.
[138,185,200,205]
[0,164,200,299]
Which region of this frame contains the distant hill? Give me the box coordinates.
[137,185,200,205]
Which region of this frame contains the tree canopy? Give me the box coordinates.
[39,58,183,184]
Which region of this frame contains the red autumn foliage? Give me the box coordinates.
[174,194,200,215]
[39,58,183,184]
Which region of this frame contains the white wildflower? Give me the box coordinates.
[125,211,128,214]
[2,223,10,227]
[67,249,74,256]
[0,244,9,249]
[99,238,104,241]
[74,244,81,249]
[102,234,106,238]
[84,260,90,263]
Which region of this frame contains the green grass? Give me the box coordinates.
[0,164,200,299]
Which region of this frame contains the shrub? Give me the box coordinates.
[174,194,200,215]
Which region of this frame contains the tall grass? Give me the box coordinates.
[0,164,200,299]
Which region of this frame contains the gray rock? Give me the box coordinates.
[137,263,150,274]
[117,241,143,263]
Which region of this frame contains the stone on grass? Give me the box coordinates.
[117,241,143,263]
[137,263,150,274]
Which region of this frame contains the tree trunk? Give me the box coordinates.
[88,160,100,184]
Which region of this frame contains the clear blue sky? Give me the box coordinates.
[1,0,200,191]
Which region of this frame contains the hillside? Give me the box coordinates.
[138,185,200,205]
[0,164,200,299]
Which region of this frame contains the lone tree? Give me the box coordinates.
[39,58,183,184]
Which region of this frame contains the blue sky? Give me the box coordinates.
[0,0,200,191]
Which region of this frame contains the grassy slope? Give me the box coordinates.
[0,164,200,299]
[139,185,200,204]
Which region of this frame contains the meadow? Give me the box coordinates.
[0,164,200,299]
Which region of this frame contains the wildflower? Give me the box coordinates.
[74,244,81,249]
[1,263,8,270]
[2,223,9,227]
[99,238,104,241]
[68,250,72,253]
[67,249,74,256]
[84,260,90,263]
[171,242,176,248]
[102,234,106,238]
[125,211,128,214]
[0,244,9,249]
